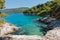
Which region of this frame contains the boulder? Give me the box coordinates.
[44,27,60,40]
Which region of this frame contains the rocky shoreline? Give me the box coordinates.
[36,17,60,33]
[0,27,60,40]
[0,18,60,40]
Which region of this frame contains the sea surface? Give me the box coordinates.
[5,12,46,35]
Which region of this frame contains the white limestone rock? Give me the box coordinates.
[0,23,19,36]
[45,27,60,40]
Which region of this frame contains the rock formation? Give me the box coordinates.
[44,27,60,40]
[0,27,60,40]
[0,23,19,36]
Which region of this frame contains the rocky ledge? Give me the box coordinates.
[0,23,19,36]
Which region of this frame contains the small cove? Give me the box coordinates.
[5,12,46,35]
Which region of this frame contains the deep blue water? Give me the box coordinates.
[5,12,45,35]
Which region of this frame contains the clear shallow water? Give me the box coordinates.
[5,12,44,35]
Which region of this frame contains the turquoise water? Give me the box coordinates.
[5,12,44,35]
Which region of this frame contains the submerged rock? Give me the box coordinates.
[36,17,57,35]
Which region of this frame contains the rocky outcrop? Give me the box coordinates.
[45,27,60,40]
[0,23,19,36]
[0,27,60,40]
[36,17,56,24]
